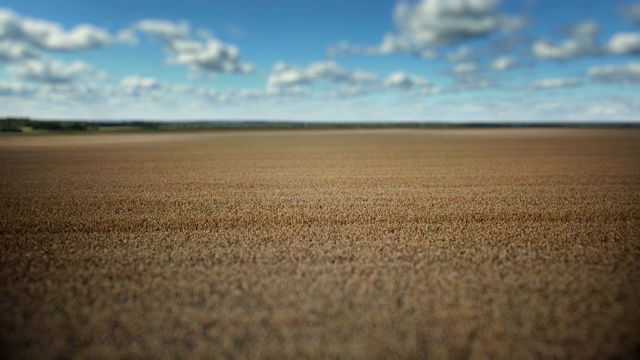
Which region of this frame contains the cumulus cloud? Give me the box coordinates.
[120,75,163,94]
[0,81,35,97]
[394,0,504,45]
[533,19,640,60]
[133,19,252,75]
[452,62,479,75]
[370,33,411,55]
[383,71,430,89]
[0,8,111,51]
[38,25,111,51]
[267,61,376,89]
[0,40,38,61]
[328,0,523,59]
[135,19,189,42]
[266,62,438,97]
[526,78,580,89]
[607,32,640,55]
[588,63,640,83]
[0,70,357,116]
[170,39,253,73]
[382,72,442,96]
[532,20,601,60]
[6,58,97,83]
[0,79,109,105]
[268,62,439,97]
[532,39,586,60]
[491,56,517,71]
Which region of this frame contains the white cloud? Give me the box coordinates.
[6,58,96,83]
[269,64,436,97]
[170,39,253,73]
[116,76,203,99]
[0,8,111,51]
[393,0,507,46]
[328,0,522,59]
[526,78,580,89]
[0,80,110,105]
[120,75,163,94]
[267,61,376,88]
[135,19,189,41]
[608,32,640,55]
[532,39,584,59]
[0,81,35,97]
[532,20,603,60]
[134,19,252,75]
[372,33,409,54]
[452,62,479,75]
[362,34,435,57]
[383,71,430,89]
[491,56,517,71]
[0,40,38,61]
[588,63,640,83]
[4,70,311,118]
[267,69,309,88]
[41,24,111,51]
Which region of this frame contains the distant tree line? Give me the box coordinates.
[0,118,166,132]
[1,117,638,133]
[1,117,91,132]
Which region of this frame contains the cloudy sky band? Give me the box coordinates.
[1,0,639,121]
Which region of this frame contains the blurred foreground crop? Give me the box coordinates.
[1,129,639,358]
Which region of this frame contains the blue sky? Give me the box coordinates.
[1,0,639,122]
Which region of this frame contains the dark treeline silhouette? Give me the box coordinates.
[1,117,638,133]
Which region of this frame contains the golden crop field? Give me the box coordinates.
[1,129,639,359]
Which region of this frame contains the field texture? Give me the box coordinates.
[1,129,639,359]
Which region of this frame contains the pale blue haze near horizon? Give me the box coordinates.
[1,0,639,122]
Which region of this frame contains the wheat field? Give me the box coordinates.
[1,129,639,359]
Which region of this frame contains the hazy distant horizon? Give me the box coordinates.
[4,117,639,126]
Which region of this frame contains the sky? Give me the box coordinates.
[1,0,640,122]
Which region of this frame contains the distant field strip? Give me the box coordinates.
[1,129,639,358]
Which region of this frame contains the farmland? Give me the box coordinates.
[1,129,639,358]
